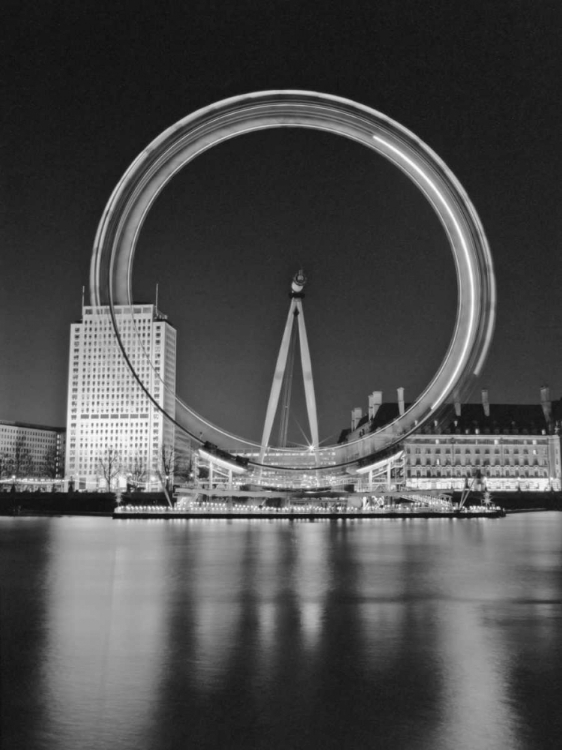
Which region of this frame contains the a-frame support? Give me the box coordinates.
[259,271,319,463]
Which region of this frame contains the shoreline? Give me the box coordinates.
[1,508,557,519]
[113,508,507,520]
[2,509,552,519]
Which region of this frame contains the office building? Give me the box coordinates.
[65,304,176,490]
[0,420,65,483]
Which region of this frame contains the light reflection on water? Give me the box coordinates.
[1,515,561,749]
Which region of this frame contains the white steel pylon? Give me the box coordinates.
[259,270,319,463]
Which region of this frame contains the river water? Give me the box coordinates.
[1,514,561,750]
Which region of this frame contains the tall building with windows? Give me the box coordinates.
[65,304,176,490]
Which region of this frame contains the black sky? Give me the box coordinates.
[2,0,562,445]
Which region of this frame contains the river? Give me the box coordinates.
[1,513,561,749]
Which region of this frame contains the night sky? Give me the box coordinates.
[2,1,562,446]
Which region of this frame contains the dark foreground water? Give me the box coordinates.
[1,515,561,750]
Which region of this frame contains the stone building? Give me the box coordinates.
[340,387,562,492]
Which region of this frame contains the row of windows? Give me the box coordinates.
[0,433,56,441]
[410,468,547,478]
[0,427,59,435]
[83,306,155,315]
[411,447,543,455]
[412,458,545,466]
[412,437,544,445]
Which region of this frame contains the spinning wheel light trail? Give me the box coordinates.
[90,90,496,472]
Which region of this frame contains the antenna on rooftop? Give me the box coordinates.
[155,283,159,312]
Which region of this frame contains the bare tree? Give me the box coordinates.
[173,453,193,485]
[0,452,11,480]
[127,452,147,490]
[97,447,122,491]
[11,436,34,480]
[40,445,63,479]
[160,443,176,491]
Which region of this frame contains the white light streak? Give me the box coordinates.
[92,92,494,470]
[373,135,477,411]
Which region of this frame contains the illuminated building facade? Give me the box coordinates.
[65,304,176,490]
[0,420,65,481]
[341,388,562,492]
[404,431,560,492]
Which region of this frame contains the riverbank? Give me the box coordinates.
[0,492,116,516]
[1,490,561,517]
[114,507,506,520]
[450,490,562,513]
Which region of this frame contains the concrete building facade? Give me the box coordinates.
[0,420,65,483]
[65,304,176,490]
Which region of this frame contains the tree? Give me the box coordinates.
[0,452,11,480]
[40,445,63,480]
[160,443,176,491]
[97,448,122,491]
[173,454,193,485]
[159,443,194,488]
[11,436,34,480]
[127,453,147,490]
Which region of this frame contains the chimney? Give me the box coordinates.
[368,391,383,420]
[481,388,490,418]
[397,387,405,416]
[540,386,552,426]
[351,407,363,431]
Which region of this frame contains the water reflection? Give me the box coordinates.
[42,518,169,749]
[0,518,51,749]
[1,515,561,749]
